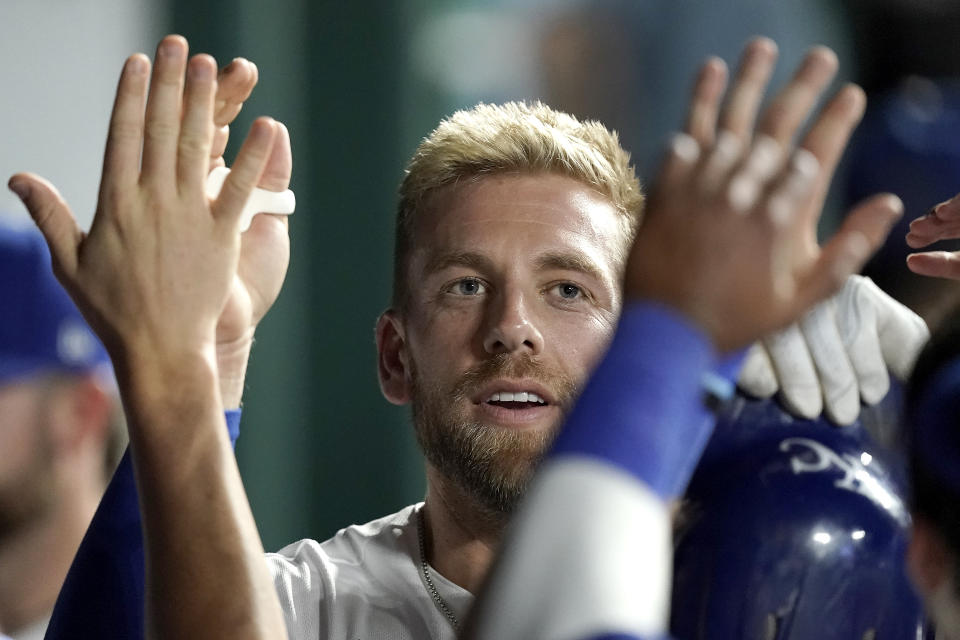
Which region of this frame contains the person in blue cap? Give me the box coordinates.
[0,224,121,640]
[903,303,960,639]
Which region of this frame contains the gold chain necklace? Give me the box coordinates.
[416,509,460,630]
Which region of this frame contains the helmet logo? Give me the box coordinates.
[779,438,909,525]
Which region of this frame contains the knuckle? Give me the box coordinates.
[178,131,209,156]
[109,120,143,143]
[144,120,178,143]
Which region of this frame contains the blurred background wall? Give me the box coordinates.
[2,0,959,551]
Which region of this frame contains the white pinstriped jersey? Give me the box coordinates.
[267,503,471,640]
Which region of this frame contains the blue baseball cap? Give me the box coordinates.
[0,224,110,384]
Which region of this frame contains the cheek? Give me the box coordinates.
[0,415,42,482]
[542,311,616,370]
[413,306,485,357]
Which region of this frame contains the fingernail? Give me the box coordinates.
[127,54,148,76]
[190,56,215,81]
[8,179,29,201]
[159,36,184,59]
[882,194,904,219]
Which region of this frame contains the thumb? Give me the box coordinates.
[801,193,903,308]
[258,121,292,192]
[8,172,81,278]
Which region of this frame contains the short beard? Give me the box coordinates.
[410,353,576,516]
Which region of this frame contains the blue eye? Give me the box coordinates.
[454,278,486,295]
[557,283,581,299]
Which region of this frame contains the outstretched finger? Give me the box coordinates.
[141,35,188,184]
[651,133,700,204]
[8,173,82,278]
[906,251,960,280]
[684,57,727,147]
[210,58,259,170]
[177,54,218,189]
[801,194,903,307]
[212,117,277,227]
[717,37,778,142]
[756,46,839,146]
[215,58,258,127]
[101,54,151,194]
[796,83,866,204]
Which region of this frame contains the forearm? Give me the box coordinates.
[118,348,283,640]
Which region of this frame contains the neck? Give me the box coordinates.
[0,484,99,635]
[421,465,508,594]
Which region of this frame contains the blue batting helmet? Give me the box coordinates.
[671,394,933,640]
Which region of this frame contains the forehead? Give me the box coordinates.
[410,172,625,270]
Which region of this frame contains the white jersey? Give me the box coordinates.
[267,503,472,640]
[8,615,48,640]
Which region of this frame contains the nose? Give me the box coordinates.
[482,290,544,356]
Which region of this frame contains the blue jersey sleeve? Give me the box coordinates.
[44,409,242,640]
[550,302,718,497]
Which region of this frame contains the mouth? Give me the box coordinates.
[470,381,558,427]
[484,390,548,410]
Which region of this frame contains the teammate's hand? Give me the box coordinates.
[625,38,902,353]
[906,193,960,279]
[210,57,259,170]
[205,55,292,407]
[738,275,929,425]
[8,35,280,378]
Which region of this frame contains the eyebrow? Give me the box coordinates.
[534,251,608,285]
[423,251,496,276]
[424,249,608,286]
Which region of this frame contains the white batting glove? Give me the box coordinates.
[205,166,296,232]
[737,275,930,425]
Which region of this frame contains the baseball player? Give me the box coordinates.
[0,225,119,640]
[11,34,927,639]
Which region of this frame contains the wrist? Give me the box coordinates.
[112,344,224,456]
[217,328,254,409]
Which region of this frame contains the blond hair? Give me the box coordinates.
[393,101,643,308]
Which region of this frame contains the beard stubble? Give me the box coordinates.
[410,353,577,516]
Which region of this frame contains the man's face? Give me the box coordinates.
[0,379,56,538]
[383,172,626,514]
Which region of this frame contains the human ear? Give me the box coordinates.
[376,309,411,405]
[48,375,111,455]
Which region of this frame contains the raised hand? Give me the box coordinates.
[8,36,279,372]
[8,35,287,639]
[906,194,960,279]
[626,38,902,353]
[205,57,293,408]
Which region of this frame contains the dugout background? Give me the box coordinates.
[3,0,960,551]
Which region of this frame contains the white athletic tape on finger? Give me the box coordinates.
[205,166,296,232]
